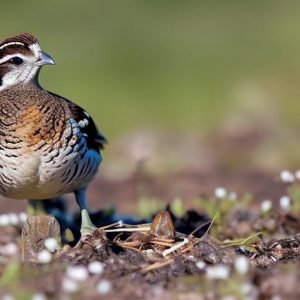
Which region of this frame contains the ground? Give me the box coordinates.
[0,129,300,300]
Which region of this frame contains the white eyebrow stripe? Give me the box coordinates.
[0,41,25,50]
[29,43,40,56]
[0,53,27,64]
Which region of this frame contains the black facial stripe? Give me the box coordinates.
[9,57,23,65]
[0,54,24,66]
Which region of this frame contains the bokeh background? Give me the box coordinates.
[1,1,300,136]
[1,0,300,213]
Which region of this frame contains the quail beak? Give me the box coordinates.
[36,51,55,66]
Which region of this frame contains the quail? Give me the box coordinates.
[0,33,107,235]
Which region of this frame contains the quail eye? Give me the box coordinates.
[9,57,24,65]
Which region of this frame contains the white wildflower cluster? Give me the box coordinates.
[2,294,14,300]
[35,238,59,264]
[206,265,230,280]
[0,212,27,227]
[62,277,79,293]
[31,293,47,300]
[221,296,236,300]
[61,262,108,294]
[62,265,88,294]
[295,170,300,181]
[66,265,89,281]
[88,261,104,275]
[271,295,282,300]
[260,199,272,213]
[0,242,18,256]
[214,187,227,199]
[214,187,237,201]
[44,238,59,253]
[279,195,291,210]
[279,169,300,183]
[195,260,206,270]
[228,192,237,201]
[241,282,259,300]
[234,256,249,274]
[280,170,294,183]
[96,280,112,295]
[37,249,52,264]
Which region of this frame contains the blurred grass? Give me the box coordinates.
[2,0,300,140]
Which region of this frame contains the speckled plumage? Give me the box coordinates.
[0,85,103,199]
[0,33,106,233]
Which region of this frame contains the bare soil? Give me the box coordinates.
[0,130,300,299]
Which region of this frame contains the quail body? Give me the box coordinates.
[0,33,106,234]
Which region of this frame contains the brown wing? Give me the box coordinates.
[69,103,107,151]
[48,91,107,151]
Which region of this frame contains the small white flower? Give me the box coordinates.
[31,293,46,300]
[2,295,14,300]
[261,200,272,212]
[37,249,52,264]
[228,192,237,201]
[195,260,206,270]
[206,265,230,280]
[214,187,227,199]
[0,214,10,226]
[279,196,290,210]
[62,277,79,293]
[0,243,18,256]
[66,265,88,281]
[88,261,104,275]
[44,238,59,253]
[241,283,253,295]
[280,170,294,183]
[96,280,112,295]
[234,256,249,274]
[295,170,300,180]
[18,212,28,223]
[8,213,19,226]
[221,297,235,300]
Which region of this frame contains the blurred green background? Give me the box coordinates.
[1,0,300,140]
